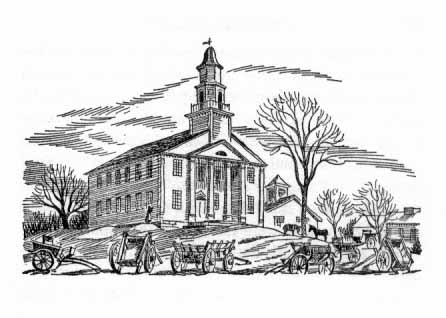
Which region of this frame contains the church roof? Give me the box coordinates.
[86,130,206,174]
[266,175,290,188]
[264,194,322,222]
[197,46,223,70]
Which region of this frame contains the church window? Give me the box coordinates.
[106,172,112,185]
[173,159,182,176]
[172,190,182,210]
[247,167,255,183]
[214,193,219,210]
[97,175,103,188]
[124,166,130,182]
[136,193,142,210]
[116,197,121,213]
[106,198,112,214]
[96,201,102,216]
[216,151,227,156]
[247,195,255,213]
[135,164,142,181]
[146,191,153,207]
[147,160,153,178]
[125,195,131,212]
[115,169,121,185]
[199,91,204,103]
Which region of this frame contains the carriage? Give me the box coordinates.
[171,240,235,273]
[266,242,336,275]
[23,235,100,273]
[331,238,361,264]
[376,238,413,273]
[108,231,162,274]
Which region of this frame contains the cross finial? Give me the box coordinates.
[202,37,212,46]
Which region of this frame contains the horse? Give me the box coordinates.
[309,224,328,241]
[283,224,301,236]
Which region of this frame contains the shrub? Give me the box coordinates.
[68,212,89,230]
[411,239,422,255]
[23,212,61,239]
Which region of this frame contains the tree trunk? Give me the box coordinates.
[332,224,338,239]
[300,187,308,236]
[60,212,70,229]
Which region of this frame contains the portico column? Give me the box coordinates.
[241,164,247,223]
[207,160,215,219]
[189,158,197,222]
[224,162,232,221]
[259,166,265,226]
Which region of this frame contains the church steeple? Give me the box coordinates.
[186,40,234,141]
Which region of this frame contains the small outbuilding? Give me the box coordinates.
[263,175,322,234]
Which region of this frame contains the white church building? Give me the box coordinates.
[87,43,267,228]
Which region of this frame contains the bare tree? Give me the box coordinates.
[32,164,88,229]
[255,92,344,235]
[315,189,353,239]
[353,180,397,243]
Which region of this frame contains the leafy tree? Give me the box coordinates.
[32,164,88,229]
[256,92,344,235]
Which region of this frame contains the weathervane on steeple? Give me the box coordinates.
[202,37,212,46]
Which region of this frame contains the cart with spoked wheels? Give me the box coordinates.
[376,238,413,273]
[266,242,336,275]
[331,238,361,264]
[108,231,162,274]
[23,235,101,273]
[171,240,235,274]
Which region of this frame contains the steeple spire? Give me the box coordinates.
[186,42,234,142]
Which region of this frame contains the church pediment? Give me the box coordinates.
[188,140,247,162]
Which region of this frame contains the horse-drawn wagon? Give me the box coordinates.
[171,240,235,273]
[376,238,413,273]
[108,231,162,274]
[23,235,100,273]
[266,242,336,275]
[331,238,361,264]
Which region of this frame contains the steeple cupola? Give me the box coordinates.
[186,39,234,142]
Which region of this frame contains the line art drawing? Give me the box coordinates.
[22,38,421,276]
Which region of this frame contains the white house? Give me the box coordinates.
[86,43,267,228]
[263,175,322,233]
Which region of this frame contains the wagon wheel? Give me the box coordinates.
[223,253,235,272]
[202,249,216,273]
[348,247,361,264]
[333,247,342,263]
[366,236,376,249]
[376,248,393,272]
[32,249,55,272]
[143,246,157,274]
[289,255,308,274]
[318,254,335,275]
[194,256,202,270]
[170,250,183,273]
[108,242,122,273]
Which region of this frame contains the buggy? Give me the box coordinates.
[108,231,162,274]
[171,240,235,273]
[23,235,100,273]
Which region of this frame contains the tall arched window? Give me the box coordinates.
[218,92,223,109]
[199,91,204,103]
